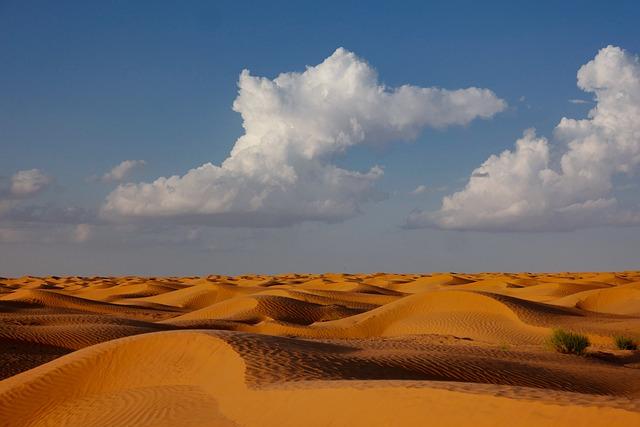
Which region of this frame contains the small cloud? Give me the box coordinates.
[72,223,92,243]
[411,185,429,195]
[569,99,590,104]
[517,96,532,109]
[9,169,52,197]
[102,160,146,183]
[410,184,447,196]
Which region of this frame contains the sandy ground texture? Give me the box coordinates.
[1,272,639,426]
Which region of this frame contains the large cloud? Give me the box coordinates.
[408,45,640,231]
[102,48,505,227]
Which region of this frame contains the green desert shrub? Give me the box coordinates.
[614,335,638,350]
[549,329,590,355]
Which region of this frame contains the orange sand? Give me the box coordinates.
[1,272,639,426]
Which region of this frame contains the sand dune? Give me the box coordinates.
[551,282,640,316]
[0,272,639,426]
[169,294,364,325]
[0,289,178,321]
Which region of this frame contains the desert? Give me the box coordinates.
[0,272,639,426]
[4,2,640,426]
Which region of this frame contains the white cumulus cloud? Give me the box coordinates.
[102,160,146,182]
[102,48,505,227]
[407,45,640,231]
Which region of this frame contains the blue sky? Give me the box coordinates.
[1,1,639,275]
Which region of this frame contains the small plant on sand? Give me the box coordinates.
[549,329,590,355]
[614,335,638,350]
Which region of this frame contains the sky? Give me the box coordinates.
[1,0,640,276]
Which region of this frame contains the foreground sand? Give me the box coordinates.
[1,272,639,426]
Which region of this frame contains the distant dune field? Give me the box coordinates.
[1,272,639,426]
